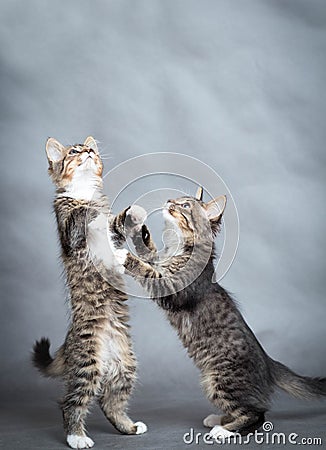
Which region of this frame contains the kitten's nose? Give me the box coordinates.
[86,149,94,158]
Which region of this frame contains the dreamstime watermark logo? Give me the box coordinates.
[183,421,323,446]
[87,152,239,297]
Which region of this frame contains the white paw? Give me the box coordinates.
[67,434,94,449]
[115,264,125,275]
[134,421,148,434]
[114,248,129,266]
[127,205,147,225]
[209,425,235,442]
[203,414,222,428]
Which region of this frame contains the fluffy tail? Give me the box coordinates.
[270,359,326,399]
[32,337,65,378]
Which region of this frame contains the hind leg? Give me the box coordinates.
[98,362,147,435]
[61,375,101,449]
[210,410,265,440]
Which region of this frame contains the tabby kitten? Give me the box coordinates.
[114,188,326,441]
[32,136,147,449]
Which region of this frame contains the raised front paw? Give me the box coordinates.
[126,205,147,228]
[114,248,129,266]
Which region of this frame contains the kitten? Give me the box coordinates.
[32,136,147,449]
[114,188,326,441]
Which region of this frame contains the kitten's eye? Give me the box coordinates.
[182,203,191,209]
[69,148,79,155]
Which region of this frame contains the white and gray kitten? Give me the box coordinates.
[33,136,147,449]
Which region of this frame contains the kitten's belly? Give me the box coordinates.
[87,213,116,268]
[99,326,130,379]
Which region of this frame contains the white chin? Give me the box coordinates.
[162,208,177,225]
[80,159,96,172]
[84,157,94,166]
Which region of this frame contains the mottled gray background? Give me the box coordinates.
[1,1,325,449]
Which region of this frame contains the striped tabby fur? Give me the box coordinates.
[32,137,147,449]
[115,194,326,437]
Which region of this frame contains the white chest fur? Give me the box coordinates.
[87,212,117,268]
[99,326,127,380]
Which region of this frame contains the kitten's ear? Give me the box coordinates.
[45,138,65,163]
[195,186,203,201]
[84,136,98,152]
[204,195,226,233]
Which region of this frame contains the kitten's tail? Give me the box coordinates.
[32,337,65,378]
[270,359,326,399]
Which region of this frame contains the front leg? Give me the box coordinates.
[114,250,162,280]
[58,207,99,256]
[115,247,202,307]
[114,249,178,301]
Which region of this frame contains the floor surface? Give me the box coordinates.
[1,387,325,450]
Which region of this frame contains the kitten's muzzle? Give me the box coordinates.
[165,202,176,216]
[165,201,175,209]
[81,150,96,163]
[85,149,95,158]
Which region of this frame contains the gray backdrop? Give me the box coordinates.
[0,1,325,449]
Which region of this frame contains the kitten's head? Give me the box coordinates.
[45,136,103,196]
[163,188,226,244]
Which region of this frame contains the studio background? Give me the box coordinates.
[1,1,325,449]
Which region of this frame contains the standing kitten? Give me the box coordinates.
[32,137,147,449]
[114,189,326,441]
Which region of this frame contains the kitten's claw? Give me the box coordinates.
[114,248,129,266]
[203,414,222,428]
[67,434,94,449]
[209,425,235,442]
[134,421,148,434]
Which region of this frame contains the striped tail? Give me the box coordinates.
[270,359,326,399]
[32,337,65,378]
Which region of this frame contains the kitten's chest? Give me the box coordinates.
[87,212,116,268]
[167,311,194,346]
